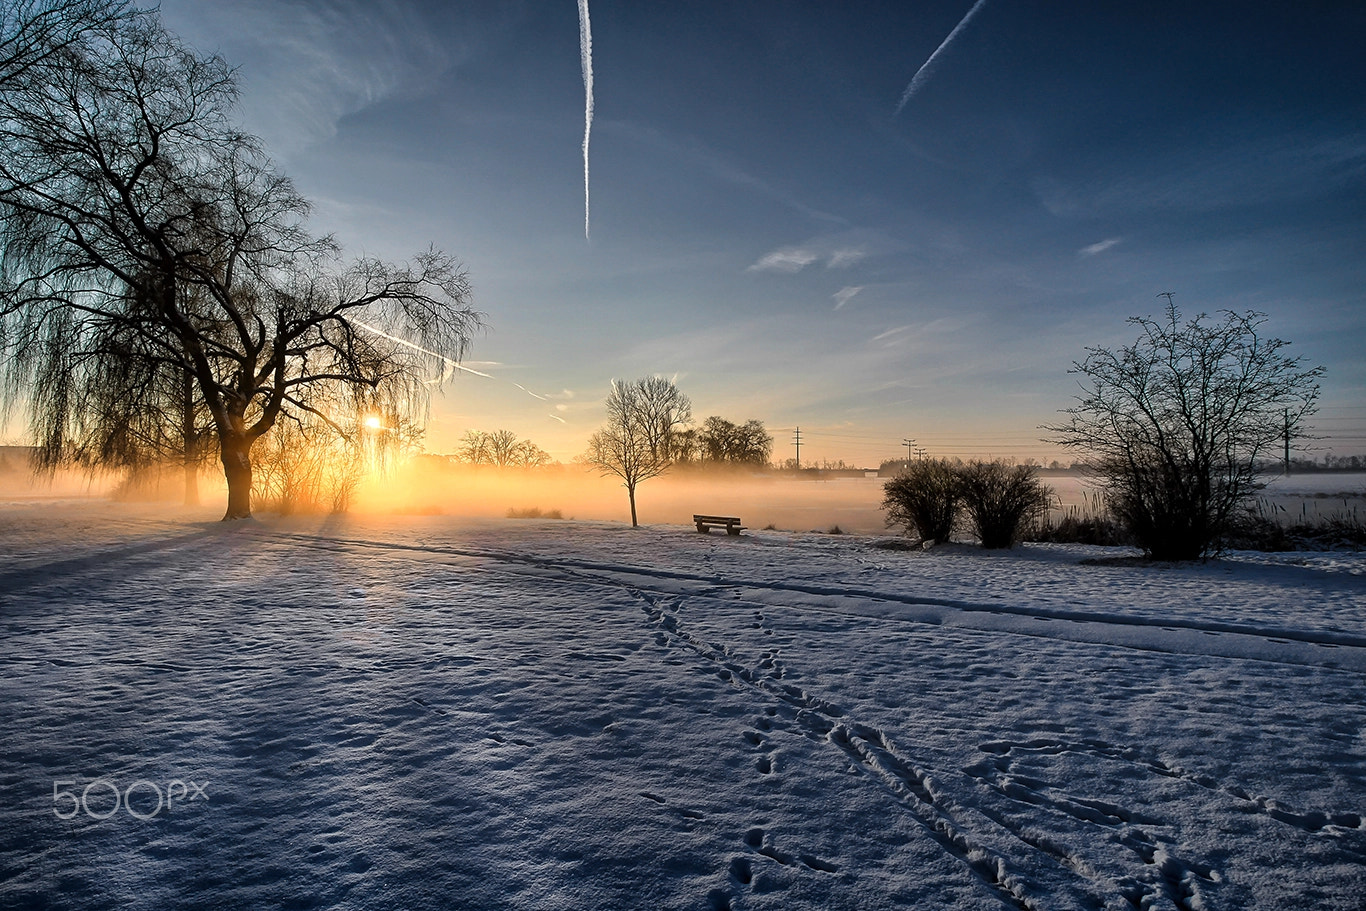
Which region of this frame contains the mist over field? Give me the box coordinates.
[333,464,1366,538]
[359,464,894,535]
[4,461,1363,539]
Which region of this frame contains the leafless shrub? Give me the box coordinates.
[956,460,1052,549]
[881,458,960,543]
[506,507,565,520]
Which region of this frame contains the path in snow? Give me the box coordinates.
[1,507,1364,909]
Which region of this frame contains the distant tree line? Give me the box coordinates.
[456,429,551,468]
[1261,454,1366,473]
[674,416,774,468]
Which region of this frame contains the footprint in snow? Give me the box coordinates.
[639,791,704,820]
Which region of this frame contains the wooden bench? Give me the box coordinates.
[693,514,745,535]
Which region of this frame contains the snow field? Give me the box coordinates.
[1,505,1364,909]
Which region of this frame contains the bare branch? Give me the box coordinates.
[1043,301,1322,559]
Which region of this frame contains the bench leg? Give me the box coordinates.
[726,525,740,536]
[696,523,708,534]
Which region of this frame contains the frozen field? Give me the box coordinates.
[1,501,1364,909]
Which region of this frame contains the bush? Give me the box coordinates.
[506,507,564,519]
[957,460,1052,549]
[1046,301,1322,560]
[881,459,961,543]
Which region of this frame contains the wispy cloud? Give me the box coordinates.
[354,322,570,409]
[871,325,914,343]
[826,248,868,268]
[869,316,972,350]
[748,248,822,273]
[894,0,990,115]
[578,0,593,240]
[832,286,863,310]
[162,0,454,159]
[1079,237,1122,257]
[748,243,869,273]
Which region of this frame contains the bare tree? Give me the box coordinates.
[457,429,493,465]
[511,440,551,469]
[1046,299,1322,559]
[458,429,550,468]
[0,7,480,518]
[583,376,690,526]
[697,416,773,466]
[0,0,130,87]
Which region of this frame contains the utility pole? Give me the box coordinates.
[793,427,802,470]
[902,438,914,465]
[1284,409,1291,476]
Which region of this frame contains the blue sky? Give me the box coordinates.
[152,0,1366,466]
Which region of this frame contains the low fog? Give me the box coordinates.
[3,455,1362,540]
[358,464,895,535]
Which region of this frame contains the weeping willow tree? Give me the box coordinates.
[13,279,217,503]
[0,3,481,518]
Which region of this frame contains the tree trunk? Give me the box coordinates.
[627,482,638,527]
[221,434,253,520]
[182,369,200,507]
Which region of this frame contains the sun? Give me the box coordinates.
[362,414,385,432]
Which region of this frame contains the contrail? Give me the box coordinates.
[578,0,593,240]
[894,0,988,115]
[513,382,548,401]
[352,320,492,381]
[354,320,559,405]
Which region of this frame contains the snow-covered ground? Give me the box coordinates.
[2,502,1364,910]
